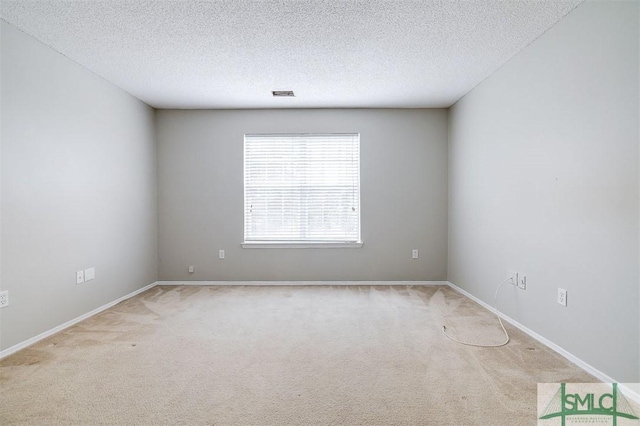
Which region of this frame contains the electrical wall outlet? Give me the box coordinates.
[76,270,85,284]
[188,266,195,273]
[558,288,567,307]
[84,267,95,282]
[219,250,225,260]
[518,274,527,290]
[507,271,526,290]
[412,249,419,259]
[0,290,8,308]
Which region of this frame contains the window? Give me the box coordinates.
[243,133,361,247]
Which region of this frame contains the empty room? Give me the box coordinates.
[1,0,638,425]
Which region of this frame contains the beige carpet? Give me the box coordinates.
[0,285,600,425]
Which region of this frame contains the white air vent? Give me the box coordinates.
[272,90,295,97]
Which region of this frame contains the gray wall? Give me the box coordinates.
[157,109,448,281]
[448,0,639,382]
[0,21,158,351]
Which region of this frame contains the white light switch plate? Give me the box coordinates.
[76,270,85,284]
[0,290,8,308]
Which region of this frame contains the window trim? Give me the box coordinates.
[241,241,363,249]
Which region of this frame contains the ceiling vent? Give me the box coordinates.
[272,90,295,97]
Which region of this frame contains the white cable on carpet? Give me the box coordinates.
[442,277,515,348]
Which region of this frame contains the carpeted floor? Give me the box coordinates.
[0,285,601,425]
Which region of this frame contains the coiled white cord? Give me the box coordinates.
[441,276,515,348]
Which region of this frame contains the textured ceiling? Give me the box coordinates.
[0,0,583,109]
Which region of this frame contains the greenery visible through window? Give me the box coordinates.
[244,133,360,245]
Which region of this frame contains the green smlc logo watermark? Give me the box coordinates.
[539,383,639,425]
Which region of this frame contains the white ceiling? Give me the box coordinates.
[0,0,583,109]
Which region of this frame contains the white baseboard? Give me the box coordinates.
[0,281,158,360]
[445,281,640,404]
[157,280,448,286]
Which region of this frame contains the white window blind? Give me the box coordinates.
[244,133,360,244]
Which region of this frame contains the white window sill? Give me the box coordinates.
[241,241,363,249]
